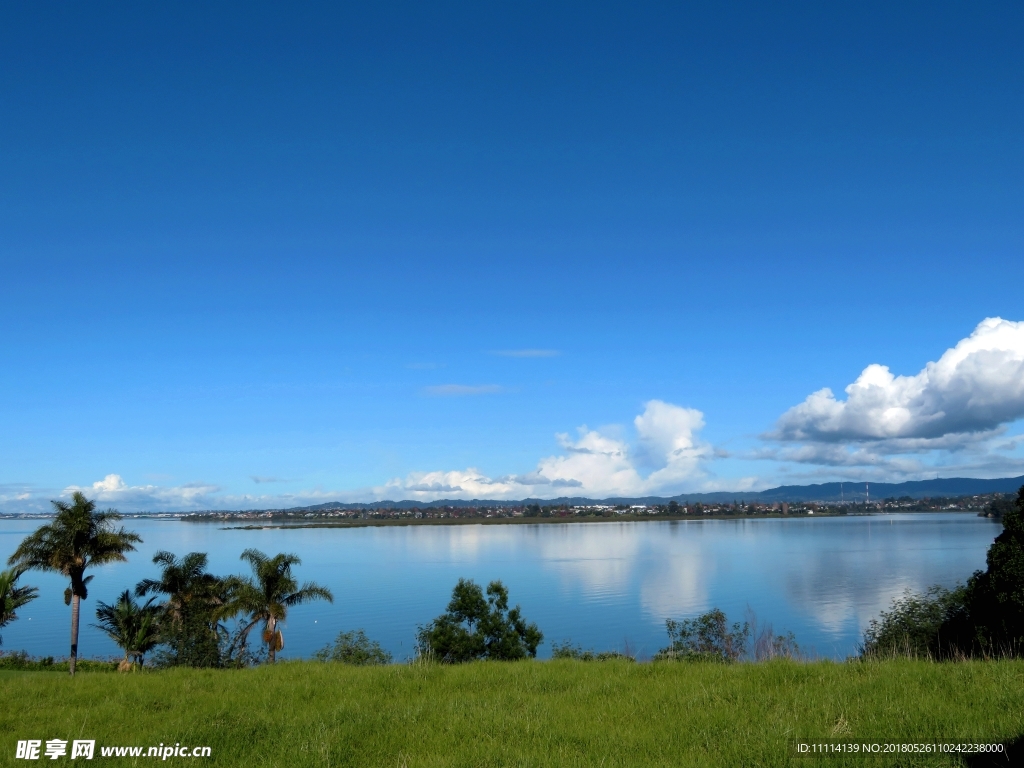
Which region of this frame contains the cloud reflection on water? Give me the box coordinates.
[0,514,997,660]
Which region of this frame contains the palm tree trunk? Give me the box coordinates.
[69,594,80,676]
[268,617,277,663]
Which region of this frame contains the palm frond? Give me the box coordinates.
[283,582,334,606]
[92,590,162,661]
[0,568,39,645]
[239,548,269,571]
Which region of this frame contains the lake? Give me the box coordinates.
[0,513,1000,662]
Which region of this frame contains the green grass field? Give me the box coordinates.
[2,659,1021,767]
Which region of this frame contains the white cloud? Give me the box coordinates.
[63,474,221,510]
[635,401,707,486]
[772,318,1024,444]
[91,474,128,493]
[380,400,712,500]
[760,318,1024,479]
[0,483,48,513]
[0,402,709,513]
[0,475,350,515]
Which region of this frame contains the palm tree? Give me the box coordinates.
[0,567,39,646]
[227,549,333,663]
[7,492,141,675]
[135,551,229,668]
[93,590,161,670]
[136,551,225,622]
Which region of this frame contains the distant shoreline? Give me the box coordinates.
[206,510,985,531]
[0,512,991,528]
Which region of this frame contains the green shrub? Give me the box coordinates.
[314,629,392,665]
[863,484,1024,659]
[965,485,1024,654]
[550,640,634,661]
[151,610,228,668]
[861,585,968,659]
[416,578,542,663]
[654,609,749,662]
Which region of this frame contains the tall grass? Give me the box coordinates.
[2,659,1022,766]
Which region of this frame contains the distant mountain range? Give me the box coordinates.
[194,475,1024,514]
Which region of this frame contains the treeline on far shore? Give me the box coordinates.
[3,488,1024,674]
[180,491,1014,525]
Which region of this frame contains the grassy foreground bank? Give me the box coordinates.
[2,659,1022,767]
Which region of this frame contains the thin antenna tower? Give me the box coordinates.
[841,483,844,505]
[866,482,870,506]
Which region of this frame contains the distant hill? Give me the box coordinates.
[184,475,1024,514]
[707,476,1024,504]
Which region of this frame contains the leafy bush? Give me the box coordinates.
[965,485,1024,655]
[863,485,1024,660]
[861,585,968,659]
[417,578,542,663]
[654,609,749,662]
[315,630,392,665]
[151,615,267,669]
[152,609,227,668]
[549,640,634,661]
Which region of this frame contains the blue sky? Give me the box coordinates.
[2,1,1023,511]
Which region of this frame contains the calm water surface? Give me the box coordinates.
[0,513,1000,661]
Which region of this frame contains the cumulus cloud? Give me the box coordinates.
[772,318,1024,444]
[380,400,712,501]
[63,474,221,510]
[2,401,712,513]
[635,401,708,484]
[763,318,1024,477]
[423,384,504,396]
